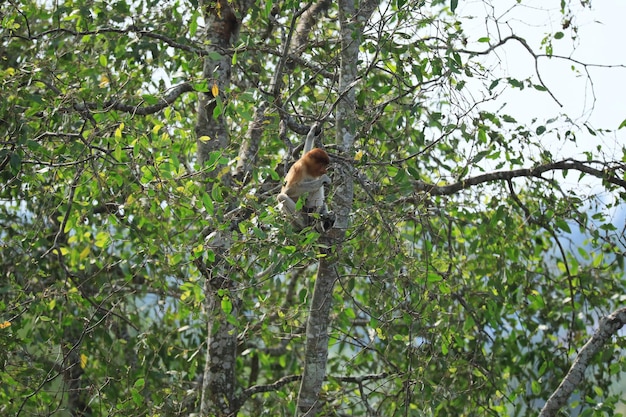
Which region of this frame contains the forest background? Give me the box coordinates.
[2,0,626,416]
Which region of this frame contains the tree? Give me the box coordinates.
[2,0,626,416]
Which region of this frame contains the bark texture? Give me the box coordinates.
[539,307,626,417]
[296,0,378,414]
[195,0,240,168]
[194,1,250,415]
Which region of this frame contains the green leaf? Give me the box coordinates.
[212,96,223,119]
[427,272,442,282]
[471,150,489,164]
[531,380,541,395]
[9,153,21,174]
[211,184,223,202]
[193,80,209,92]
[555,219,571,233]
[450,0,458,12]
[477,128,487,143]
[221,296,233,314]
[142,94,160,105]
[202,193,214,215]
[133,378,145,389]
[131,389,142,406]
[113,145,123,162]
[189,11,199,36]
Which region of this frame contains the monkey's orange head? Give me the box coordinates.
[304,148,330,176]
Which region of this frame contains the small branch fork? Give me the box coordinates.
[457,34,626,108]
[235,372,389,409]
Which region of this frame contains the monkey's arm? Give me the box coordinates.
[277,193,308,229]
[303,122,321,154]
[277,192,332,231]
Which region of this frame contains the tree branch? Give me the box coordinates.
[288,0,332,56]
[236,372,389,407]
[238,374,301,405]
[538,306,626,417]
[333,372,389,383]
[6,25,205,56]
[457,34,626,109]
[71,82,195,116]
[410,159,626,196]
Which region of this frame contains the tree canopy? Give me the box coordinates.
[2,0,626,416]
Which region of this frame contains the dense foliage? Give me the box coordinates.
[1,0,625,416]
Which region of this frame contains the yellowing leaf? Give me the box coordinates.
[218,166,230,178]
[211,83,219,97]
[375,327,386,340]
[95,232,110,248]
[114,123,124,139]
[354,150,364,161]
[80,353,88,369]
[215,1,222,18]
[0,321,11,329]
[99,74,110,87]
[199,135,211,143]
[79,246,91,260]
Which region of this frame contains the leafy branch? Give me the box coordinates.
[5,25,205,56]
[410,159,626,195]
[71,82,196,116]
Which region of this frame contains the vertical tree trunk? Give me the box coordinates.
[296,1,378,414]
[195,0,239,167]
[194,1,249,415]
[200,271,240,416]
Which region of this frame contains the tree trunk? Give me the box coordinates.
[194,1,249,415]
[296,0,378,414]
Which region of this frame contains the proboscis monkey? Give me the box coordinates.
[277,123,334,231]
